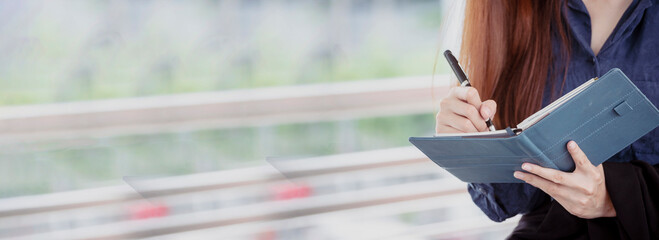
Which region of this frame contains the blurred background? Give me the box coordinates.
[0,0,518,239]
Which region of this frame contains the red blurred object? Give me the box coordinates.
[128,202,169,220]
[256,229,276,240]
[271,183,312,200]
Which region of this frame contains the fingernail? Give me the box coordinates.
[514,172,524,179]
[521,163,531,171]
[568,141,577,150]
[482,108,491,119]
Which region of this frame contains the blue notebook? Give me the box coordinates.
[409,68,659,183]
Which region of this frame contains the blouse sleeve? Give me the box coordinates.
[468,182,548,222]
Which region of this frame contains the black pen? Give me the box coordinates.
[443,50,496,131]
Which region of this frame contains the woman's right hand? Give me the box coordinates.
[435,87,497,134]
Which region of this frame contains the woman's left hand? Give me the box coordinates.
[513,140,617,219]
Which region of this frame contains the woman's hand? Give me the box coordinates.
[435,87,497,134]
[514,141,617,219]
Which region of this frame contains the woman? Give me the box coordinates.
[435,0,658,239]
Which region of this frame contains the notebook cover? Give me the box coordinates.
[409,68,659,183]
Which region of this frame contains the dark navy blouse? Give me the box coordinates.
[468,0,659,222]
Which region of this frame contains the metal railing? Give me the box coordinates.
[0,75,520,239]
[0,147,429,218]
[0,75,450,142]
[0,145,521,240]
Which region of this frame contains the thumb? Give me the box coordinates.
[480,100,497,120]
[567,140,592,170]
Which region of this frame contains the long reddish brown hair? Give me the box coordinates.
[460,0,571,128]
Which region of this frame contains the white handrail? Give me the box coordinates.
[0,146,429,217]
[10,178,467,240]
[0,75,449,141]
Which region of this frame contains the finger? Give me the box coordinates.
[514,171,562,197]
[567,141,593,170]
[435,124,463,134]
[437,112,479,132]
[449,87,482,109]
[481,100,497,120]
[521,163,570,185]
[442,99,488,131]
